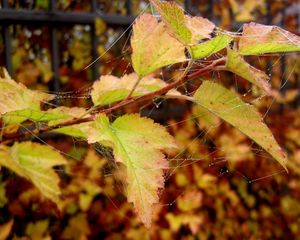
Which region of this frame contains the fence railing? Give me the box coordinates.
[0,0,299,102]
[0,0,137,93]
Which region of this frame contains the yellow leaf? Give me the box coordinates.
[91,73,181,106]
[47,106,88,126]
[185,15,216,42]
[0,142,67,203]
[25,220,50,240]
[62,214,91,239]
[193,81,288,171]
[239,22,300,55]
[88,114,177,227]
[166,213,203,234]
[150,0,215,44]
[0,69,54,120]
[177,190,203,212]
[226,48,271,95]
[131,13,186,77]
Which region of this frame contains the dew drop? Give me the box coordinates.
[219,166,229,175]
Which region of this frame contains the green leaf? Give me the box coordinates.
[2,109,69,125]
[91,73,181,106]
[53,122,91,139]
[190,35,233,59]
[150,0,215,44]
[47,107,88,126]
[0,69,54,122]
[87,114,177,227]
[192,105,220,129]
[131,13,187,77]
[193,81,287,171]
[239,22,300,55]
[0,142,67,203]
[150,0,191,44]
[91,75,135,106]
[226,48,271,94]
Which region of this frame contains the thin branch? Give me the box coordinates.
[125,76,141,100]
[0,59,225,144]
[161,94,195,102]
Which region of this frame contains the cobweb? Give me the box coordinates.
[1,1,299,223]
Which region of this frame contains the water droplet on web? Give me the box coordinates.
[25,29,32,38]
[219,166,229,175]
[153,100,162,108]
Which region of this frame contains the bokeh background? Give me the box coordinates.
[0,0,300,239]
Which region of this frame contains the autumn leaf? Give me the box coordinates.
[0,219,14,240]
[150,0,191,44]
[53,122,91,139]
[47,107,88,126]
[2,102,86,126]
[216,128,254,162]
[225,48,272,94]
[192,105,220,129]
[2,109,69,125]
[34,58,53,83]
[26,219,50,240]
[229,0,266,22]
[193,81,287,171]
[62,213,91,239]
[191,35,232,59]
[239,22,300,55]
[91,73,181,106]
[185,16,215,42]
[87,114,177,227]
[131,13,186,77]
[0,182,8,208]
[177,190,203,212]
[166,213,203,234]
[0,142,67,203]
[0,68,54,123]
[150,0,215,44]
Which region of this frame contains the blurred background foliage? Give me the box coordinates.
[0,0,300,239]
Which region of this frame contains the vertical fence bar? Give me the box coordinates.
[208,0,214,20]
[49,0,60,103]
[91,0,99,80]
[2,0,8,8]
[265,0,272,77]
[184,0,192,14]
[280,6,287,96]
[2,0,13,75]
[126,0,132,16]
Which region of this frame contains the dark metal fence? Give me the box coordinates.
[0,0,136,93]
[0,0,299,100]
